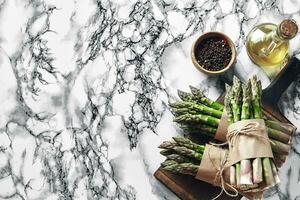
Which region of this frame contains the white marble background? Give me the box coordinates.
[0,0,300,200]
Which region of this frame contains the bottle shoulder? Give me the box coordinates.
[247,23,277,38]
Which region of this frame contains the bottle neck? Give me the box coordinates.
[258,27,288,57]
[268,28,287,42]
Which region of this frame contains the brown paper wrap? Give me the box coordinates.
[227,119,273,166]
[196,144,229,185]
[214,111,293,167]
[195,144,240,199]
[214,111,228,141]
[195,144,262,200]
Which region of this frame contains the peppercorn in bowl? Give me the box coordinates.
[191,32,236,75]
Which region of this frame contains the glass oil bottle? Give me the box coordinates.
[246,19,298,78]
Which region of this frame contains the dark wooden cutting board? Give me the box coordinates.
[154,57,300,200]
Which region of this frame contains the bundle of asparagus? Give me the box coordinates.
[170,82,293,159]
[158,137,257,199]
[225,76,279,189]
[159,137,202,176]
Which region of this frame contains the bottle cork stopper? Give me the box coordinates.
[279,19,298,39]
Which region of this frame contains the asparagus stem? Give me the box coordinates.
[225,84,234,124]
[180,125,215,138]
[174,113,220,128]
[170,101,223,118]
[172,137,205,153]
[236,163,241,187]
[166,154,200,165]
[159,138,204,161]
[270,161,280,184]
[267,127,291,143]
[180,124,217,135]
[270,139,290,155]
[189,85,224,111]
[266,120,294,136]
[240,160,253,185]
[230,166,236,185]
[242,79,262,185]
[252,157,263,183]
[251,75,275,187]
[171,108,200,116]
[232,76,242,122]
[241,81,251,121]
[173,146,203,161]
[225,84,238,186]
[163,162,199,176]
[240,82,254,186]
[159,138,202,176]
[160,149,175,156]
[161,160,178,167]
[158,141,178,149]
[251,76,263,119]
[231,77,246,188]
[262,157,275,186]
[177,90,199,103]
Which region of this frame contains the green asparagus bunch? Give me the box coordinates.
[225,76,279,189]
[170,85,293,160]
[159,137,202,176]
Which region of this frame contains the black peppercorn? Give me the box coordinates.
[195,36,232,71]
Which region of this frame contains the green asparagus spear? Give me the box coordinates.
[265,120,294,136]
[160,149,175,156]
[173,146,203,161]
[174,113,220,128]
[177,90,199,103]
[251,76,263,119]
[159,138,204,161]
[225,84,238,186]
[180,124,217,136]
[172,136,205,153]
[270,139,290,155]
[171,108,200,116]
[189,85,224,111]
[166,154,200,164]
[241,82,251,120]
[158,141,178,149]
[170,101,223,118]
[240,82,255,186]
[231,77,243,187]
[267,127,291,143]
[161,160,178,167]
[225,84,234,124]
[251,75,275,187]
[232,76,242,122]
[262,157,275,186]
[163,162,199,176]
[236,163,241,186]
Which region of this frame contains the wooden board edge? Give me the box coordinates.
[154,168,196,200]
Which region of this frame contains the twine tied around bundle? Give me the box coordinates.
[209,150,239,200]
[227,121,269,149]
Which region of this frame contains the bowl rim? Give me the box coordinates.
[191,31,237,75]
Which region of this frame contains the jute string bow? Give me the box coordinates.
[209,150,239,200]
[227,121,269,149]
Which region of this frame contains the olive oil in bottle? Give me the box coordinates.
[246,19,298,77]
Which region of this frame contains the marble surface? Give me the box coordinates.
[0,0,300,199]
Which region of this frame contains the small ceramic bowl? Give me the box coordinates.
[191,32,237,75]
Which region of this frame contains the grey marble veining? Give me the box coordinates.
[0,0,300,199]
